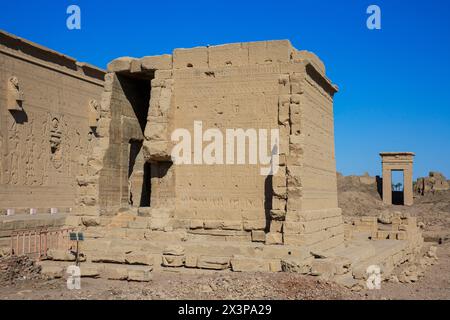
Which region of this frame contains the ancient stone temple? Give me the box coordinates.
[1,31,423,284]
[83,40,344,252]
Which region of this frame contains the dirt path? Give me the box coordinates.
[0,271,360,300]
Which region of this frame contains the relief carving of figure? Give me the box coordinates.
[7,76,24,111]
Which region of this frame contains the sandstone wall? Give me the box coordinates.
[0,30,104,214]
[172,46,283,225]
[101,40,343,250]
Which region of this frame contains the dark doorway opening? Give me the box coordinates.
[117,72,154,209]
[391,170,404,205]
[140,162,152,207]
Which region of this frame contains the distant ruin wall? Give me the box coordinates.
[0,30,105,214]
[414,172,450,195]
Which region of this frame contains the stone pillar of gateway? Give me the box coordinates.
[80,40,345,264]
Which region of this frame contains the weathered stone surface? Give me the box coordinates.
[185,255,198,268]
[46,249,76,261]
[162,255,185,267]
[163,245,185,256]
[103,265,128,280]
[128,218,149,229]
[310,259,338,280]
[243,220,266,231]
[107,57,135,72]
[281,258,311,274]
[197,256,230,270]
[127,267,152,282]
[80,264,100,278]
[90,251,126,264]
[251,230,266,242]
[40,265,64,279]
[140,55,172,70]
[231,257,270,272]
[125,252,154,266]
[265,232,283,245]
[269,260,282,272]
[82,216,100,227]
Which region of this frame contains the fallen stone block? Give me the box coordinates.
[162,255,185,267]
[185,255,198,268]
[127,267,152,282]
[80,264,100,278]
[47,249,76,262]
[230,257,269,272]
[103,265,128,280]
[90,251,126,264]
[40,265,64,279]
[281,258,311,274]
[197,256,230,270]
[125,252,154,266]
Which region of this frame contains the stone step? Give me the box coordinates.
[80,237,312,261]
[37,260,152,281]
[326,241,377,265]
[350,240,409,280]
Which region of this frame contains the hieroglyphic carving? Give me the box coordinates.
[7,76,24,112]
[88,99,100,129]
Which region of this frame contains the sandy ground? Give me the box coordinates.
[362,242,450,299]
[0,243,448,300]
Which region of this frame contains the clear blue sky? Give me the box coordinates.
[1,0,449,179]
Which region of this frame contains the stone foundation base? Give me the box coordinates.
[31,209,424,288]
